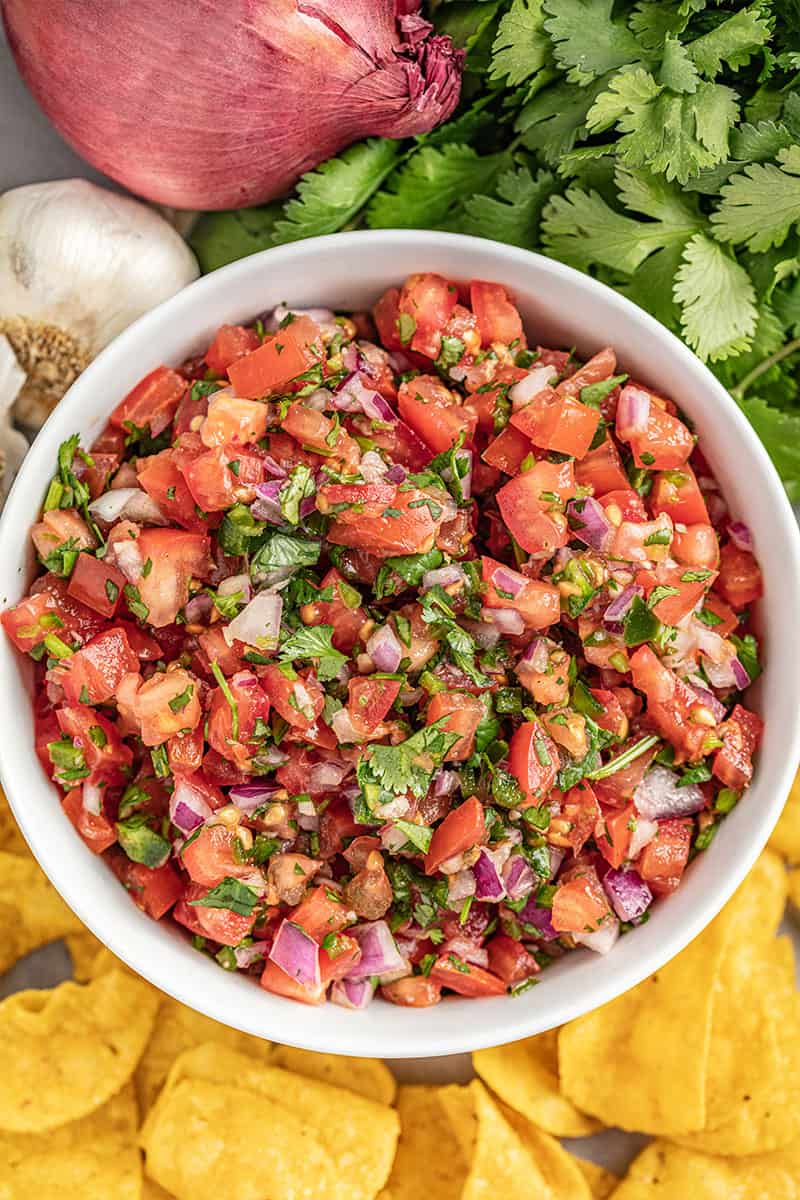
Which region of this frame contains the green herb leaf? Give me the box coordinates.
[189,876,260,917]
[279,624,347,682]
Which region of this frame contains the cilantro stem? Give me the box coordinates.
[588,734,660,781]
[210,661,239,742]
[731,336,800,400]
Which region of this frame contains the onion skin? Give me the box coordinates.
[2,1,464,209]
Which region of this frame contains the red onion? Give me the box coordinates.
[331,977,375,1010]
[604,584,643,625]
[422,564,466,592]
[616,384,651,439]
[521,637,549,673]
[346,921,405,979]
[223,591,282,650]
[184,593,213,625]
[732,657,751,689]
[267,304,335,331]
[549,846,566,880]
[567,497,614,552]
[447,868,477,901]
[331,707,365,745]
[727,521,753,553]
[88,487,167,526]
[690,684,727,723]
[82,779,104,817]
[575,920,620,955]
[634,765,705,820]
[628,816,658,859]
[381,824,410,854]
[3,3,464,209]
[366,623,403,673]
[307,761,351,793]
[385,464,407,485]
[252,481,284,526]
[170,776,214,834]
[333,373,397,424]
[519,900,559,941]
[268,920,321,990]
[462,619,502,650]
[441,936,489,968]
[509,366,558,410]
[481,607,525,637]
[233,940,270,969]
[228,783,281,811]
[217,573,252,604]
[262,456,288,480]
[603,868,653,922]
[503,855,536,901]
[473,848,507,902]
[492,564,528,600]
[433,768,460,797]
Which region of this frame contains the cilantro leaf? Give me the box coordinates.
[674,233,758,361]
[279,463,315,526]
[516,76,610,164]
[687,6,772,79]
[188,203,282,273]
[189,877,260,917]
[360,722,461,801]
[279,624,347,682]
[250,533,320,577]
[712,145,800,253]
[462,166,558,247]
[543,0,647,84]
[737,396,800,502]
[367,144,510,230]
[491,0,551,86]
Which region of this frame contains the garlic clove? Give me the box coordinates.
[0,179,199,429]
[0,336,30,504]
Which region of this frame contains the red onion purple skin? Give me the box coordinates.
[602,868,653,923]
[2,1,464,209]
[268,918,321,988]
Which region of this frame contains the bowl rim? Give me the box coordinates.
[2,228,799,1058]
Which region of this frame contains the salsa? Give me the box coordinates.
[2,274,764,1008]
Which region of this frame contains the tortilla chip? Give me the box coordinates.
[141,1043,399,1200]
[437,1083,479,1161]
[0,1084,141,1200]
[610,1136,800,1199]
[65,930,106,983]
[573,1158,620,1199]
[0,787,28,855]
[473,1028,602,1137]
[461,1081,554,1200]
[673,935,800,1156]
[787,867,800,912]
[0,850,83,974]
[0,969,158,1132]
[143,1182,176,1200]
[379,1086,470,1200]
[136,996,271,1113]
[768,769,800,864]
[558,851,786,1136]
[269,1045,396,1106]
[498,1103,592,1199]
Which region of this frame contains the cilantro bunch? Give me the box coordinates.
[190,0,800,498]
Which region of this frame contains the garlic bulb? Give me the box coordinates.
[0,179,199,428]
[0,337,31,503]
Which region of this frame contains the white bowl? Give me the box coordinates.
[1,231,799,1058]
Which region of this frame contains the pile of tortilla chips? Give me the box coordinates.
[3,777,800,1198]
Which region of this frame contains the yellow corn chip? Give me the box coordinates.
[788,867,800,911]
[0,787,28,856]
[459,1081,554,1200]
[558,851,785,1136]
[673,935,800,1156]
[611,1136,800,1199]
[65,930,106,983]
[473,1028,602,1137]
[269,1045,396,1106]
[143,1182,176,1200]
[769,770,800,864]
[379,1086,470,1200]
[574,1158,620,1199]
[0,1084,141,1200]
[498,1102,592,1199]
[0,850,83,974]
[0,969,158,1132]
[437,1083,479,1160]
[141,1043,399,1200]
[136,996,271,1113]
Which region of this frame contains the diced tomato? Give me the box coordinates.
[31,508,95,561]
[3,575,104,652]
[110,365,187,435]
[426,692,484,762]
[589,688,629,741]
[35,707,61,776]
[595,802,637,869]
[205,324,261,374]
[355,414,432,472]
[326,485,441,559]
[61,627,139,705]
[260,957,325,1005]
[196,625,246,677]
[616,386,694,470]
[574,436,628,494]
[397,375,476,454]
[629,645,711,763]
[200,392,269,448]
[181,820,253,887]
[713,703,763,791]
[593,735,655,808]
[611,514,674,565]
[207,670,271,767]
[261,664,324,731]
[181,444,263,512]
[297,568,366,654]
[636,563,714,626]
[556,347,616,399]
[482,425,534,475]
[381,976,441,1007]
[481,557,560,630]
[66,554,126,619]
[469,281,525,348]
[636,818,692,896]
[132,667,202,746]
[318,798,362,858]
[227,315,321,399]
[551,865,611,932]
[179,881,256,946]
[61,786,117,854]
[167,726,205,774]
[496,464,574,557]
[135,529,212,627]
[716,542,763,610]
[464,366,526,434]
[508,719,558,807]
[558,782,601,856]
[56,705,133,777]
[173,386,210,438]
[424,795,486,875]
[486,933,539,985]
[598,489,647,523]
[398,273,459,359]
[511,387,600,459]
[137,444,208,531]
[91,426,126,458]
[120,859,183,919]
[73,450,119,499]
[116,620,163,661]
[319,933,361,985]
[372,286,403,352]
[672,524,720,571]
[650,466,709,525]
[430,954,507,997]
[700,592,739,637]
[347,676,401,736]
[201,748,252,787]
[291,884,354,942]
[281,403,359,467]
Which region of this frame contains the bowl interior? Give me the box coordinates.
[1,230,799,1058]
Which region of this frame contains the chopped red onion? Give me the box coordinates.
[223,590,282,650]
[359,450,389,483]
[366,623,403,673]
[727,521,753,553]
[509,365,558,410]
[267,304,334,330]
[567,497,614,552]
[481,607,525,636]
[332,372,397,424]
[346,921,405,980]
[604,584,643,624]
[331,977,376,1010]
[385,464,407,485]
[82,779,104,816]
[491,564,528,599]
[262,455,288,479]
[706,491,728,527]
[521,637,549,673]
[381,824,410,854]
[732,657,751,689]
[575,919,620,955]
[228,783,281,811]
[252,480,284,525]
[331,707,365,745]
[603,869,653,922]
[308,761,351,793]
[462,618,502,649]
[447,867,477,902]
[433,768,460,797]
[261,745,289,767]
[634,765,705,820]
[422,563,466,592]
[233,940,270,969]
[548,846,566,880]
[442,936,489,968]
[690,684,726,724]
[377,961,412,986]
[217,572,251,603]
[701,652,740,691]
[170,776,214,833]
[616,384,651,439]
[518,899,559,941]
[304,387,332,412]
[503,855,536,901]
[184,593,213,624]
[268,920,321,990]
[628,816,658,859]
[473,847,507,901]
[88,487,168,526]
[341,342,360,374]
